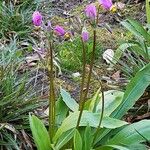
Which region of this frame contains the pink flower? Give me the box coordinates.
[85,4,97,20]
[98,0,113,10]
[32,11,42,26]
[82,27,89,42]
[54,25,66,36]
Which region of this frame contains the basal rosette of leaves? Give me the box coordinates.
[30,20,150,150]
[30,62,150,149]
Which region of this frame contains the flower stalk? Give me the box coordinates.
[82,28,96,107]
[79,37,87,110]
[93,81,105,144]
[48,40,56,139]
[146,0,150,24]
[76,29,97,128]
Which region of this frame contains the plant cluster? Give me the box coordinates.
[0,1,34,39]
[29,0,150,150]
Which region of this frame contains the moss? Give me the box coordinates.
[58,36,103,71]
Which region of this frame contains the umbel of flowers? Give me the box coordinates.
[32,0,115,140]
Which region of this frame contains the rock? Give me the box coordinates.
[102,49,114,64]
[72,72,81,78]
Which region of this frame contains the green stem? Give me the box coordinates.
[76,29,96,128]
[93,81,104,144]
[146,0,150,24]
[79,37,86,110]
[48,40,56,139]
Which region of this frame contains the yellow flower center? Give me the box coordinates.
[110,5,117,13]
[64,32,71,39]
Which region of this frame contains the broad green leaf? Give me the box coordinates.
[74,129,82,150]
[54,129,75,149]
[107,120,150,146]
[60,88,79,111]
[121,19,150,41]
[94,63,150,145]
[29,115,51,150]
[121,20,143,41]
[128,19,150,41]
[56,97,69,126]
[53,111,127,142]
[96,90,124,116]
[112,63,150,119]
[84,125,93,150]
[84,88,101,112]
[128,144,148,150]
[96,145,129,150]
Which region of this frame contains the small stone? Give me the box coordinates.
[103,49,114,64]
[72,72,81,78]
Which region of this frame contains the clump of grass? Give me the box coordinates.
[0,1,33,39]
[0,38,46,149]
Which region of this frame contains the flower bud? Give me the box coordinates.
[32,11,42,26]
[85,4,97,20]
[81,27,89,42]
[54,25,66,36]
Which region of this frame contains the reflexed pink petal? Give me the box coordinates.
[85,4,97,20]
[99,0,113,9]
[54,25,66,36]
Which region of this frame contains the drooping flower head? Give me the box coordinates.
[98,0,112,10]
[85,4,97,20]
[98,0,116,12]
[81,27,89,42]
[54,25,66,36]
[32,11,42,26]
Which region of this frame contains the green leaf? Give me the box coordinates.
[111,43,144,66]
[112,63,150,119]
[53,111,127,142]
[94,63,150,145]
[107,120,150,146]
[54,129,75,149]
[56,97,69,126]
[96,145,129,150]
[96,90,124,116]
[74,129,82,150]
[128,19,150,41]
[60,88,79,111]
[128,144,148,150]
[29,115,51,150]
[84,125,93,150]
[111,43,137,66]
[84,88,101,112]
[121,19,150,41]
